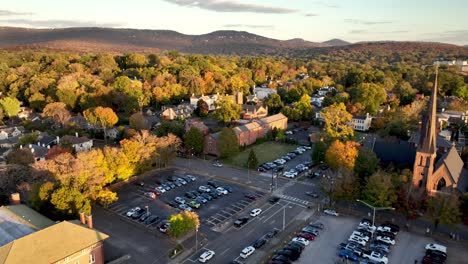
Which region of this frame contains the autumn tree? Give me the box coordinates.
[361,171,397,207]
[295,94,314,120]
[194,99,209,117]
[184,127,204,154]
[83,106,118,144]
[218,128,239,158]
[129,112,150,130]
[321,103,354,140]
[427,193,461,231]
[325,140,359,172]
[0,97,20,118]
[213,95,241,123]
[350,83,386,115]
[246,149,258,170]
[168,211,200,238]
[42,102,71,127]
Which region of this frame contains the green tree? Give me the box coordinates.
[361,171,397,207]
[354,147,379,181]
[246,149,258,169]
[218,128,239,158]
[350,83,386,115]
[394,81,418,105]
[168,211,200,238]
[213,96,241,123]
[321,103,354,140]
[184,127,204,154]
[295,94,314,120]
[264,93,284,114]
[194,99,209,117]
[0,97,20,118]
[427,193,461,231]
[312,141,327,164]
[18,132,39,146]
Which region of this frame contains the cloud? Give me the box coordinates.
[422,30,468,45]
[162,0,296,14]
[0,18,124,28]
[312,1,339,8]
[304,13,318,17]
[350,30,367,34]
[344,19,392,25]
[0,10,33,16]
[223,24,274,29]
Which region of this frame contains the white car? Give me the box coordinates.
[362,251,389,264]
[376,236,395,245]
[144,192,156,199]
[283,172,296,178]
[292,237,309,246]
[285,131,293,135]
[324,209,339,216]
[351,231,370,241]
[126,207,141,217]
[199,186,211,193]
[358,222,376,231]
[216,187,228,195]
[198,250,215,262]
[250,208,262,217]
[186,175,197,181]
[240,246,255,259]
[377,226,395,234]
[155,186,166,193]
[274,159,286,165]
[348,235,366,246]
[179,204,193,211]
[425,243,447,254]
[212,162,223,167]
[302,145,312,150]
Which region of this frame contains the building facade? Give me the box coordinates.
[351,113,372,131]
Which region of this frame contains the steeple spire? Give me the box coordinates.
[419,67,438,154]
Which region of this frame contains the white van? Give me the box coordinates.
[198,250,215,263]
[425,243,447,254]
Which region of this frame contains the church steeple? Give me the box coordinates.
[413,67,439,190]
[418,67,438,154]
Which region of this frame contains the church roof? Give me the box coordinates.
[373,140,416,166]
[434,145,464,184]
[418,70,439,154]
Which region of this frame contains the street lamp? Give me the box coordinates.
[356,199,395,230]
[195,227,199,252]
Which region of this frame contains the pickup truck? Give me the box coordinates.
[362,251,389,264]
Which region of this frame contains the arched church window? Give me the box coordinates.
[436,178,446,190]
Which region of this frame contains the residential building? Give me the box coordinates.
[0,126,24,140]
[351,113,372,131]
[24,144,49,162]
[60,134,93,152]
[68,115,92,130]
[0,203,109,264]
[233,121,264,146]
[246,94,259,104]
[241,105,268,120]
[204,132,221,156]
[253,87,277,100]
[412,69,468,194]
[310,95,324,108]
[190,93,220,111]
[317,86,336,96]
[185,120,209,135]
[258,113,288,131]
[161,104,194,120]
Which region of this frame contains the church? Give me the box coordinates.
[412,68,468,194]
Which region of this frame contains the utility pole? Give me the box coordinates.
[195,227,199,252]
[356,199,395,236]
[283,205,286,231]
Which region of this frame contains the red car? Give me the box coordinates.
[244,193,257,200]
[297,232,315,241]
[151,190,162,196]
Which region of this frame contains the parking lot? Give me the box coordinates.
[296,215,467,264]
[257,146,313,181]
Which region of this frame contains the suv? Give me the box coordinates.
[207,181,220,188]
[253,238,267,249]
[199,250,215,263]
[234,217,249,227]
[268,197,280,204]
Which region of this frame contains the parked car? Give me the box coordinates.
[207,181,220,188]
[131,208,146,220]
[198,250,215,263]
[135,181,145,187]
[188,200,201,209]
[348,235,366,246]
[167,182,176,189]
[253,237,267,248]
[126,207,141,217]
[292,237,309,246]
[425,243,447,254]
[216,187,228,195]
[223,186,233,193]
[176,177,187,185]
[244,193,257,200]
[240,246,255,259]
[324,209,339,216]
[268,196,280,204]
[376,236,395,245]
[277,249,299,261]
[144,215,160,225]
[201,193,213,201]
[257,166,267,172]
[308,221,324,229]
[196,196,208,204]
[338,249,359,261]
[297,232,315,241]
[139,212,151,222]
[199,185,211,193]
[362,251,389,264]
[283,171,296,178]
[234,217,249,227]
[155,186,166,193]
[212,161,223,167]
[352,231,370,241]
[179,203,193,211]
[167,201,178,208]
[250,208,262,217]
[144,192,156,199]
[161,183,171,191]
[175,196,186,204]
[302,227,319,236]
[185,192,197,199]
[274,166,285,172]
[305,192,319,198]
[382,222,400,233]
[266,228,280,238]
[158,221,170,233]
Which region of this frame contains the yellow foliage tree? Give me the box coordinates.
[83,106,118,144]
[325,140,359,172]
[321,102,354,140]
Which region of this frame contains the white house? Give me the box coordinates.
[0,126,24,140]
[190,93,220,111]
[253,87,277,100]
[310,95,325,107]
[351,113,372,131]
[60,134,93,152]
[317,86,336,96]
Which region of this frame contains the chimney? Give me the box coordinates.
[10,193,20,205]
[37,141,40,146]
[20,145,23,149]
[47,145,50,149]
[31,148,34,153]
[56,136,60,144]
[28,144,32,148]
[75,132,78,138]
[79,211,86,225]
[86,215,93,229]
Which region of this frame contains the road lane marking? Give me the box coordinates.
[220,248,230,256]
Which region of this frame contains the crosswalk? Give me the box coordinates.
[279,194,310,207]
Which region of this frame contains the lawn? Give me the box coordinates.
[224,141,298,168]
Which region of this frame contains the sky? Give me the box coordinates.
[1,0,468,45]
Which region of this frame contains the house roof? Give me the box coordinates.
[409,134,453,150]
[28,145,49,158]
[352,114,369,120]
[259,113,287,124]
[456,169,468,192]
[0,205,54,244]
[233,121,262,134]
[435,145,464,184]
[61,135,92,145]
[0,136,20,146]
[242,104,264,113]
[0,221,109,264]
[209,132,221,140]
[38,135,56,146]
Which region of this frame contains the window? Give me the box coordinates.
[89,253,95,264]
